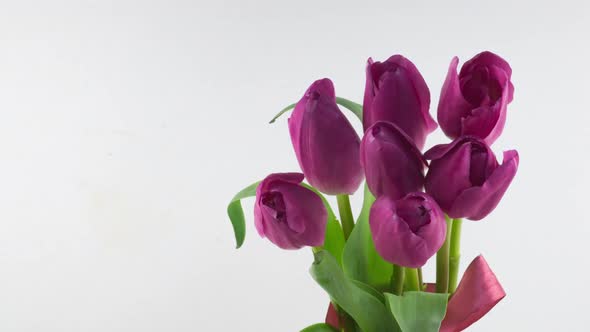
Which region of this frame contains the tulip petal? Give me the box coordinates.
[370,197,426,267]
[460,105,500,140]
[369,194,446,268]
[363,55,435,149]
[449,150,519,220]
[439,52,514,143]
[361,121,426,199]
[257,173,305,193]
[424,140,473,213]
[389,55,431,119]
[254,173,327,249]
[437,57,473,139]
[460,51,512,78]
[460,65,512,144]
[275,181,327,246]
[255,173,304,238]
[289,79,364,195]
[440,255,506,332]
[363,57,376,123]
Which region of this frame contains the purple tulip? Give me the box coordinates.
[360,121,427,199]
[424,136,519,220]
[363,55,437,150]
[438,51,515,145]
[254,173,327,250]
[289,78,364,195]
[369,192,446,268]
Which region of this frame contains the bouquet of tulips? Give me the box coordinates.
[227,51,519,332]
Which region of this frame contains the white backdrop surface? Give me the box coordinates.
[0,1,589,331]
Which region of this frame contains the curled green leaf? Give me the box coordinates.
[269,97,362,124]
[300,323,338,332]
[269,103,296,124]
[226,181,260,248]
[335,97,363,121]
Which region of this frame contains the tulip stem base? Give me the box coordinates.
[449,218,463,293]
[405,268,421,292]
[336,195,355,240]
[391,265,405,295]
[418,267,424,290]
[436,216,453,293]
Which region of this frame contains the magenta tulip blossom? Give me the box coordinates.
[254,173,327,250]
[289,78,364,195]
[369,192,446,268]
[360,121,427,199]
[438,51,514,145]
[424,136,519,220]
[363,55,437,150]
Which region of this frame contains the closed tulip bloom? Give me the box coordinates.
[363,55,437,150]
[424,136,519,220]
[360,121,427,199]
[254,173,327,250]
[370,193,446,268]
[438,51,514,144]
[289,78,363,195]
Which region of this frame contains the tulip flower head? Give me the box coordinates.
[363,55,437,149]
[254,173,327,249]
[369,192,446,268]
[438,51,514,144]
[226,51,521,330]
[360,121,427,199]
[425,136,519,220]
[289,78,364,195]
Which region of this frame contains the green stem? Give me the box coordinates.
[336,195,355,240]
[449,218,463,294]
[390,265,405,295]
[405,268,421,292]
[417,267,424,290]
[436,216,453,293]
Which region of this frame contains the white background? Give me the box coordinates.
[1,1,588,331]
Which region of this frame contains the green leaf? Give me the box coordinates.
[302,183,345,265]
[335,97,363,121]
[385,292,448,332]
[269,103,296,124]
[269,97,362,124]
[342,184,392,291]
[226,181,260,248]
[300,323,338,332]
[310,250,400,332]
[351,279,385,304]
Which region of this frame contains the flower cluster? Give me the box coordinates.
[227,51,519,332]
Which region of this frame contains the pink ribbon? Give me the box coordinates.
[439,255,505,331]
[325,255,505,331]
[325,302,340,328]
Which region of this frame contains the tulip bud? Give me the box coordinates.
[363,55,437,150]
[254,173,327,249]
[360,121,427,199]
[424,136,519,220]
[288,79,364,195]
[438,51,514,144]
[369,192,446,268]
